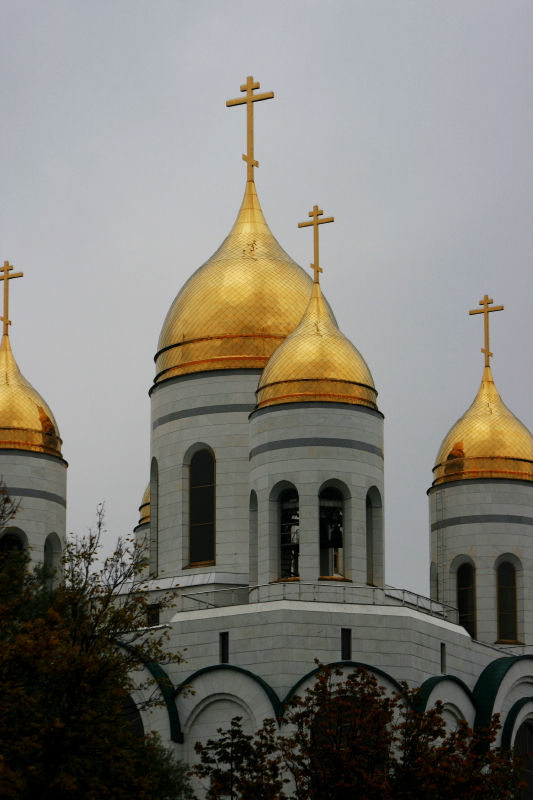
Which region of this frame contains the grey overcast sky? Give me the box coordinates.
[0,1,531,595]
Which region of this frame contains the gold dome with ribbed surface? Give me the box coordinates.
[0,335,62,458]
[432,366,533,486]
[256,281,378,410]
[153,181,332,386]
[138,483,150,525]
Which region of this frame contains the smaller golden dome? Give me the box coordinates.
[138,483,150,525]
[432,366,533,486]
[0,335,62,458]
[256,281,378,410]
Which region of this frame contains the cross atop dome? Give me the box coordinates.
[0,261,24,337]
[298,205,334,284]
[226,76,274,182]
[469,294,504,368]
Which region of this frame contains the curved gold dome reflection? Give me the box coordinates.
[256,281,378,410]
[0,335,62,458]
[138,483,150,525]
[154,181,331,385]
[433,366,533,486]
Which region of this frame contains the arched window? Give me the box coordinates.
[497,561,517,642]
[515,720,533,799]
[149,457,159,576]
[457,562,476,638]
[189,449,215,566]
[44,532,62,585]
[249,491,258,585]
[319,488,344,577]
[0,532,23,553]
[366,488,383,586]
[280,489,299,579]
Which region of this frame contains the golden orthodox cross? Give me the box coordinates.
[469,294,504,367]
[226,76,274,182]
[298,205,334,283]
[0,261,23,337]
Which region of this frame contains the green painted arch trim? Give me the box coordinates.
[174,664,282,719]
[116,641,183,743]
[416,675,477,713]
[280,661,405,717]
[472,655,533,733]
[501,696,533,750]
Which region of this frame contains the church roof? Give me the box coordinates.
[432,365,533,486]
[255,280,378,411]
[153,181,326,386]
[0,334,62,458]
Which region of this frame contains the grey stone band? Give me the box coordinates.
[6,487,66,507]
[250,401,384,421]
[149,368,263,396]
[249,437,383,460]
[431,514,533,532]
[153,404,256,431]
[0,449,68,467]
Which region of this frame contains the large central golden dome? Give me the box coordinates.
[0,334,62,458]
[432,365,533,486]
[153,181,328,386]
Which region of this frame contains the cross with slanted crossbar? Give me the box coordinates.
[298,206,334,283]
[226,76,274,182]
[469,294,504,367]
[0,261,23,337]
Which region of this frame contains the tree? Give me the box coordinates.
[0,502,193,800]
[192,663,525,800]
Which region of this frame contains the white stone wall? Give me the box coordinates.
[248,402,385,585]
[0,450,67,564]
[150,369,261,586]
[429,479,533,644]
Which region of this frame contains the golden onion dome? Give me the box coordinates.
[153,181,332,386]
[138,483,150,525]
[0,334,62,458]
[432,365,533,486]
[256,281,378,411]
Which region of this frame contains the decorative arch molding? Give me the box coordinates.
[417,675,477,726]
[0,526,28,549]
[175,664,281,720]
[494,552,523,571]
[366,486,382,508]
[473,655,533,734]
[501,696,533,749]
[317,478,351,500]
[449,554,475,574]
[183,441,215,466]
[280,661,404,717]
[269,479,298,502]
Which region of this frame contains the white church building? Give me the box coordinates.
[2,78,533,787]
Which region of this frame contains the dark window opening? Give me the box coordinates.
[498,561,518,642]
[457,562,476,638]
[0,533,23,553]
[515,720,533,800]
[189,449,215,565]
[366,494,374,585]
[319,488,344,577]
[341,628,351,661]
[219,631,229,664]
[280,489,299,579]
[440,642,446,674]
[146,605,160,627]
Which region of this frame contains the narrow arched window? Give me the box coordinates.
[366,488,383,587]
[366,495,373,585]
[149,458,159,576]
[0,532,23,553]
[249,491,258,585]
[280,489,299,579]
[319,488,344,577]
[189,450,215,566]
[498,561,517,642]
[457,563,476,638]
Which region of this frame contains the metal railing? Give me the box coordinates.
[173,581,458,622]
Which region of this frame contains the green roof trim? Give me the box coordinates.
[280,661,405,717]
[472,655,533,733]
[415,675,477,713]
[175,663,282,718]
[501,696,533,750]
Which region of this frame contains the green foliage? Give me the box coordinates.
[193,663,526,800]
[0,502,192,800]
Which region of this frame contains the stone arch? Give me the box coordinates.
[501,696,533,749]
[473,655,533,743]
[183,441,215,466]
[0,527,28,551]
[419,675,477,728]
[366,486,383,587]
